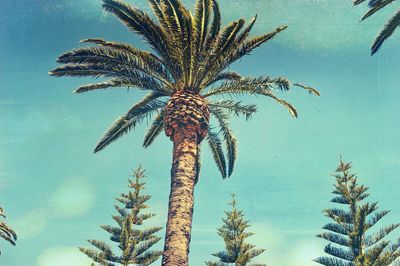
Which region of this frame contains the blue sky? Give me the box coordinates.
[1,0,400,265]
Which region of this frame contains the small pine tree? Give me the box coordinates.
[206,194,265,266]
[0,207,17,255]
[80,166,163,266]
[315,159,400,266]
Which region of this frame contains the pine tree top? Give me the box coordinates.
[206,194,266,266]
[80,165,162,266]
[315,159,400,266]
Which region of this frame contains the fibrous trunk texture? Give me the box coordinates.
[162,126,197,266]
[162,90,209,266]
[164,90,210,142]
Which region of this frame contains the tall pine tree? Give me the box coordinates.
[206,194,265,266]
[315,159,400,266]
[80,166,162,266]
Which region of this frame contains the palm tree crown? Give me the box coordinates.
[49,0,319,179]
[353,0,400,55]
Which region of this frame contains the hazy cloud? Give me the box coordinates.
[49,178,96,218]
[12,177,95,239]
[285,239,323,266]
[37,246,92,266]
[14,208,49,239]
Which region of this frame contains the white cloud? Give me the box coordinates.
[12,178,95,239]
[243,222,284,265]
[285,239,323,266]
[37,246,92,266]
[13,209,49,239]
[49,178,96,218]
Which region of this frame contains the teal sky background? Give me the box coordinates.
[1,0,400,265]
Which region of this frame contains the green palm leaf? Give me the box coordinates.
[94,93,165,152]
[210,107,237,177]
[209,100,256,120]
[56,46,172,85]
[204,0,221,51]
[360,0,395,21]
[143,112,164,148]
[371,9,400,55]
[206,128,227,178]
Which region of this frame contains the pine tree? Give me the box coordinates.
[315,159,400,266]
[80,166,162,266]
[206,194,265,266]
[0,207,17,255]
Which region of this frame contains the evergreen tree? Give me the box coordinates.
[80,166,162,265]
[0,207,17,255]
[315,159,400,266]
[206,194,265,266]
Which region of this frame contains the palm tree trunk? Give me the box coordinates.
[162,126,199,266]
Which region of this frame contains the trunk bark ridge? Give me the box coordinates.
[162,90,209,266]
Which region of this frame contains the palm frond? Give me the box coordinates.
[236,15,257,44]
[371,9,400,55]
[102,0,182,79]
[206,127,227,178]
[204,0,221,52]
[50,64,169,94]
[208,25,288,80]
[160,0,192,84]
[203,76,290,97]
[56,46,172,85]
[0,222,17,246]
[81,38,148,55]
[210,107,238,177]
[196,19,245,87]
[360,0,395,21]
[294,83,321,96]
[193,0,212,52]
[143,111,164,148]
[203,77,299,117]
[214,19,245,55]
[94,93,165,152]
[209,100,257,120]
[147,0,169,31]
[353,0,368,5]
[0,209,17,255]
[73,78,134,93]
[206,71,242,87]
[102,0,165,50]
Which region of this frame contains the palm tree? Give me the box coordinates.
[315,159,400,265]
[49,0,319,264]
[353,0,400,55]
[0,207,17,255]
